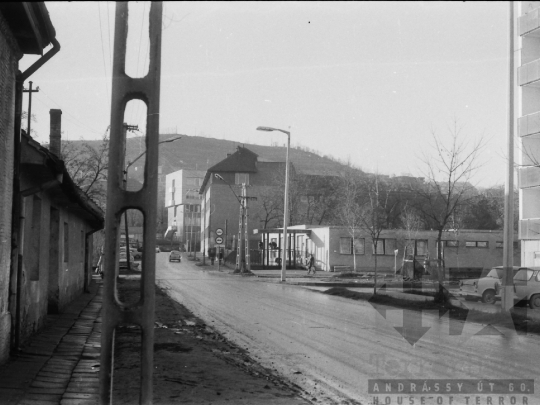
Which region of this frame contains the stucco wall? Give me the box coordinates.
[0,9,20,365]
[18,186,95,345]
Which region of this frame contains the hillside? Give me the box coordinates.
[71,133,350,182]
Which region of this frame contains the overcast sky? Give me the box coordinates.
[21,1,510,187]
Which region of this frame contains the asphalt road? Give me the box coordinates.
[156,253,539,404]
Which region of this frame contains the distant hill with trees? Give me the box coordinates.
[72,133,350,183]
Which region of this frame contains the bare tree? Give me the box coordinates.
[61,135,109,209]
[412,120,485,301]
[254,185,283,229]
[336,165,365,272]
[358,173,396,294]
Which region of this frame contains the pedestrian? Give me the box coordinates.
[307,254,316,275]
[208,247,216,265]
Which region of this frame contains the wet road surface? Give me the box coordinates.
[156,254,539,404]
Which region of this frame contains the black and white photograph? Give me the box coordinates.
[0,2,535,404]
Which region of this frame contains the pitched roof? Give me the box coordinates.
[200,147,259,191]
[21,131,104,229]
[207,146,258,173]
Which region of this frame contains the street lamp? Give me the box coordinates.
[123,135,182,261]
[256,126,290,282]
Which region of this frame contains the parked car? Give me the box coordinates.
[169,250,182,262]
[495,267,540,309]
[119,252,140,270]
[156,247,161,253]
[458,266,522,304]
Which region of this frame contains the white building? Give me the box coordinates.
[164,169,205,250]
[516,2,540,266]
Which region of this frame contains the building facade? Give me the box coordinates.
[516,2,540,266]
[257,225,520,279]
[199,146,289,260]
[164,169,205,250]
[11,111,103,357]
[0,3,62,364]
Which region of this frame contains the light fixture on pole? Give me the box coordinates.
[256,126,290,282]
[124,135,182,259]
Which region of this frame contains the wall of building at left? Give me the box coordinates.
[17,191,94,344]
[0,8,20,365]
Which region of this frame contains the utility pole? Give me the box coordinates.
[122,123,139,273]
[100,3,163,403]
[23,81,39,136]
[235,183,256,273]
[502,1,515,313]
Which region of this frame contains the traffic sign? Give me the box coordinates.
[216,228,224,236]
[215,236,223,244]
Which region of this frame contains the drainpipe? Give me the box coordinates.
[10,38,61,350]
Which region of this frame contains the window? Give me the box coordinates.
[353,238,365,254]
[372,239,396,255]
[384,239,396,255]
[465,241,488,248]
[514,269,534,281]
[445,240,459,248]
[416,240,428,255]
[340,237,352,254]
[235,173,249,185]
[373,240,384,255]
[496,241,503,248]
[64,222,69,262]
[405,239,428,255]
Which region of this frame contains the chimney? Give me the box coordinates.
[49,109,62,157]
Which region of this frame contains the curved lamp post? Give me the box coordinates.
[123,135,182,260]
[256,126,290,282]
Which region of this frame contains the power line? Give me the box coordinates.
[97,3,109,100]
[106,2,113,72]
[36,90,103,135]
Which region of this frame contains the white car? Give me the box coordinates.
[458,266,522,304]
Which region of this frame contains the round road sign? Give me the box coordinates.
[216,228,224,236]
[215,236,223,244]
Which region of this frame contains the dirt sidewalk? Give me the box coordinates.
[113,279,315,404]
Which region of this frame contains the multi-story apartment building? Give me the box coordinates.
[199,146,289,259]
[516,2,540,265]
[164,169,205,251]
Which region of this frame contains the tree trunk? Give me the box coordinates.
[373,240,378,295]
[434,228,448,303]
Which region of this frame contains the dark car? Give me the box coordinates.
[169,250,182,262]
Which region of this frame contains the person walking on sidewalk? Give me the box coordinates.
[306,254,316,275]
